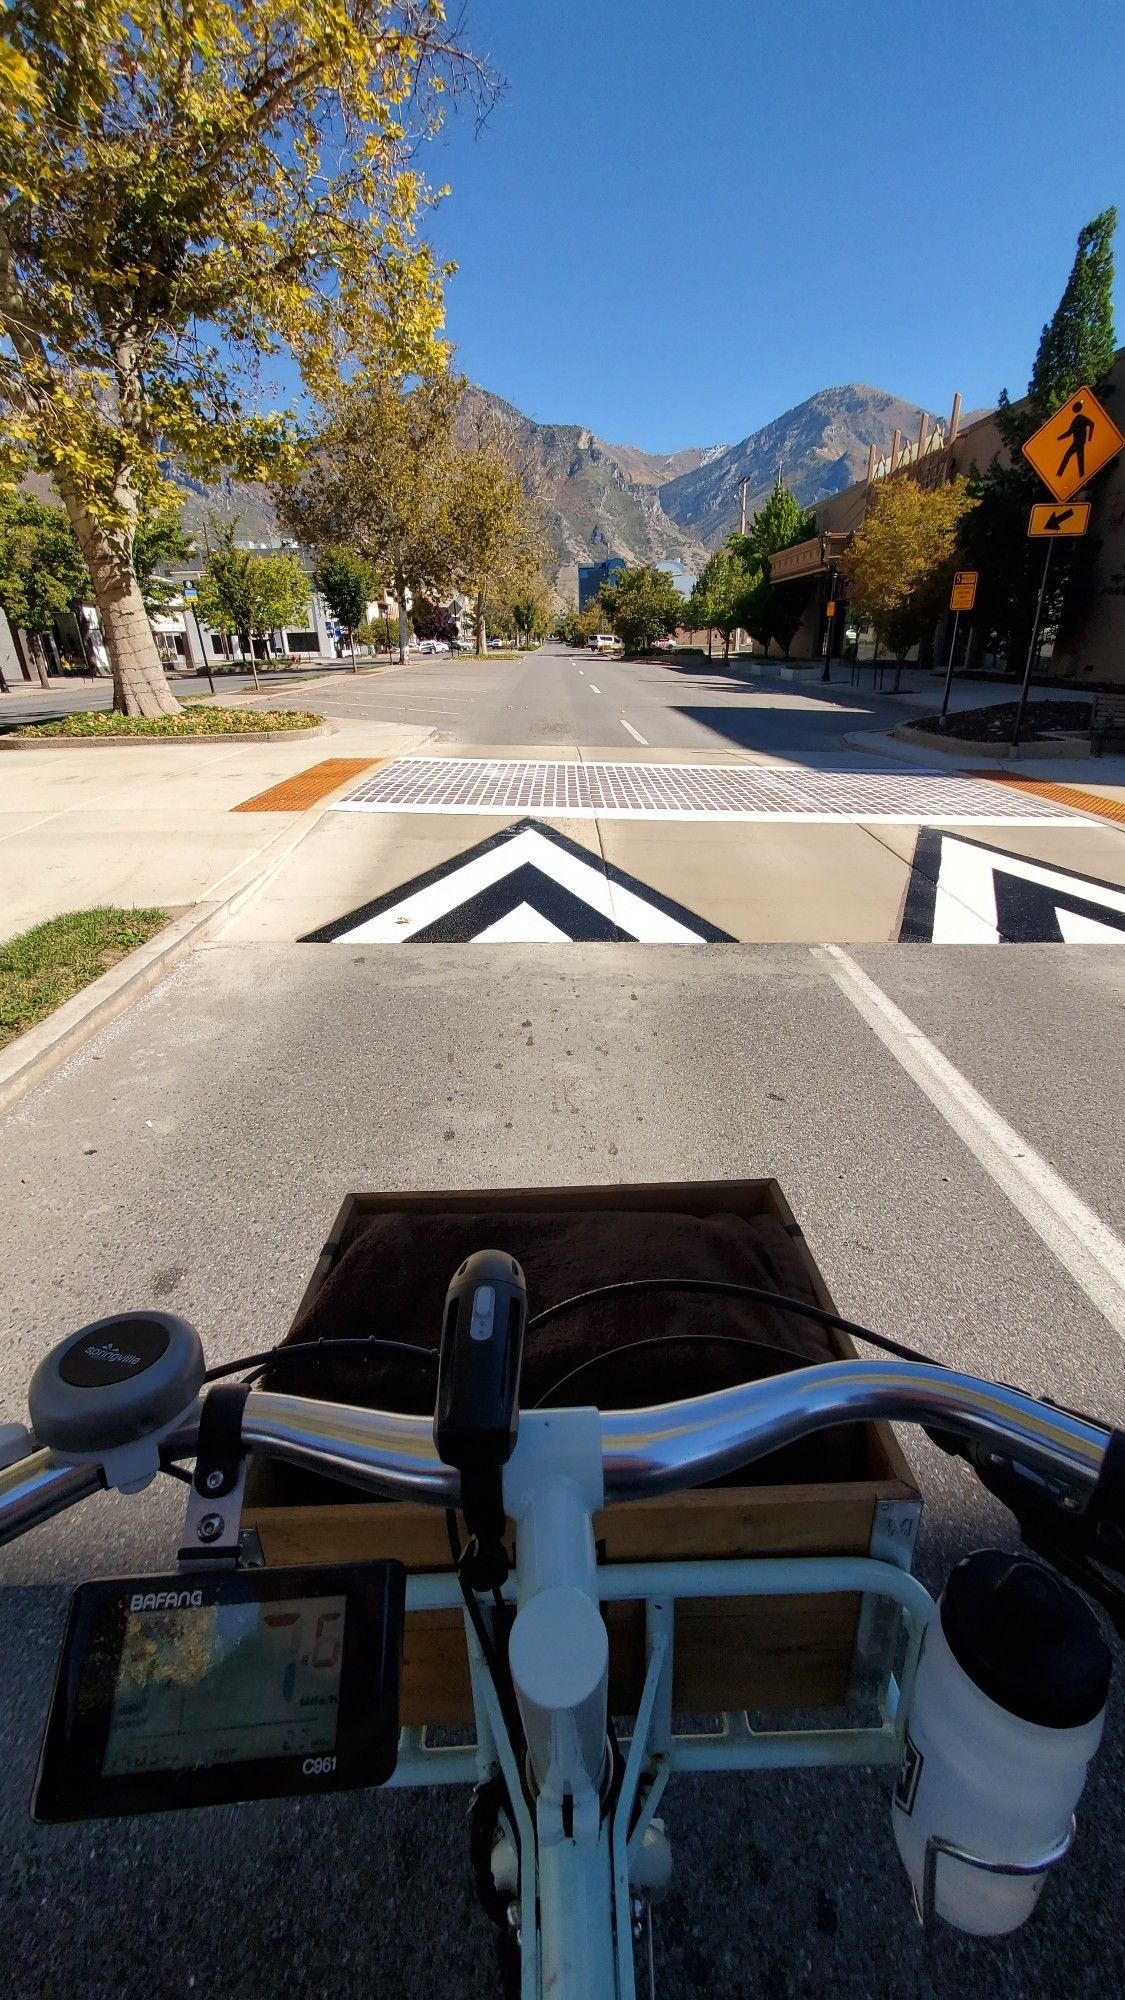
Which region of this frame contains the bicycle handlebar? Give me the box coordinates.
[0,1357,1112,1547]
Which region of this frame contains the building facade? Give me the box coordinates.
[578,556,627,610]
[768,354,1125,683]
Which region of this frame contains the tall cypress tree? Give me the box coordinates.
[964,209,1118,668]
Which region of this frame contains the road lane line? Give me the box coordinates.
[589,684,601,694]
[621,718,648,745]
[816,944,1125,1341]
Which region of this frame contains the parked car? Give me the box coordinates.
[650,636,678,653]
[588,633,623,655]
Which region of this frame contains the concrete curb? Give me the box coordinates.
[0,813,322,1118]
[0,722,332,750]
[893,722,1090,760]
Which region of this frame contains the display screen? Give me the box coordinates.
[99,1594,347,1776]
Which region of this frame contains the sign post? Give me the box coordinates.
[939,573,977,726]
[1011,389,1124,757]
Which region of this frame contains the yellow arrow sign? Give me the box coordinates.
[1022,385,1124,502]
[1028,502,1091,538]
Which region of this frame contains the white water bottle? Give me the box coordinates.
[892,1550,1110,1935]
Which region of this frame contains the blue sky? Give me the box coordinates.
[423,0,1125,450]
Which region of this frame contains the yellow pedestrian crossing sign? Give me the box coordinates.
[1021,385,1124,502]
[1028,502,1091,538]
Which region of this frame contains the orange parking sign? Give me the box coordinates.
[1022,386,1124,503]
[950,571,977,611]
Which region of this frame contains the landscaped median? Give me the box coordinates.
[6,705,323,742]
[0,907,169,1053]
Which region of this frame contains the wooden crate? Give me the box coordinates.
[247,1180,919,1724]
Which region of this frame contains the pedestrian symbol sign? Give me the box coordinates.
[950,571,977,611]
[1028,502,1091,538]
[1021,385,1124,503]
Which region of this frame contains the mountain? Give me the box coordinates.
[658,385,945,546]
[455,387,710,602]
[30,381,975,599]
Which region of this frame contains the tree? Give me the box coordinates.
[444,412,542,653]
[194,522,309,687]
[691,547,754,662]
[357,613,397,660]
[843,475,973,686]
[0,494,89,683]
[509,584,552,649]
[276,371,460,662]
[313,547,377,670]
[728,475,815,659]
[0,6,485,717]
[132,505,195,613]
[410,598,458,644]
[962,209,1116,671]
[600,565,685,654]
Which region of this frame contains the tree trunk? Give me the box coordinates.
[57,488,180,716]
[394,563,408,662]
[349,629,358,672]
[722,629,731,663]
[29,631,51,687]
[707,627,713,659]
[475,591,486,655]
[245,632,260,690]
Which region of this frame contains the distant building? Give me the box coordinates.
[656,559,697,598]
[578,556,626,610]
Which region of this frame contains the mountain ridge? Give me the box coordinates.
[84,380,981,601]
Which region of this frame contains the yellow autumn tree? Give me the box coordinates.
[842,475,975,686]
[0,1,487,714]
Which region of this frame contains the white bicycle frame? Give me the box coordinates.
[2,1362,1109,2000]
[385,1409,935,2000]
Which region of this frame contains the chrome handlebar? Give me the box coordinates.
[0,1359,1110,1546]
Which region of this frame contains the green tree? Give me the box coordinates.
[691,546,754,662]
[0,4,485,716]
[444,412,542,653]
[276,371,460,662]
[509,584,552,649]
[132,505,195,613]
[357,613,397,660]
[0,494,89,683]
[842,476,973,688]
[194,522,310,688]
[728,475,815,659]
[312,547,377,670]
[962,209,1117,671]
[600,565,685,654]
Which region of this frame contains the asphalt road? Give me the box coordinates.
[2,939,1124,1999]
[283,640,916,759]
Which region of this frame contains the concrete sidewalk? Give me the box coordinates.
[2,717,433,940]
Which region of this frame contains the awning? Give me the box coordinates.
[769,531,852,584]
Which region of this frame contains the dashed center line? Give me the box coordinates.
[621,718,648,745]
[589,683,601,695]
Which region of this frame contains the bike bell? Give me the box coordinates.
[892,1549,1110,1936]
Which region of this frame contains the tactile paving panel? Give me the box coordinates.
[233,758,381,812]
[332,758,1091,824]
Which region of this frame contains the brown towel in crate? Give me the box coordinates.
[262,1210,865,1491]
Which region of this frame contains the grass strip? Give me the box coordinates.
[0,907,169,1050]
[13,705,321,738]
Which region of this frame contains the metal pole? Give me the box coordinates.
[1009,539,1054,759]
[938,610,961,727]
[820,565,836,682]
